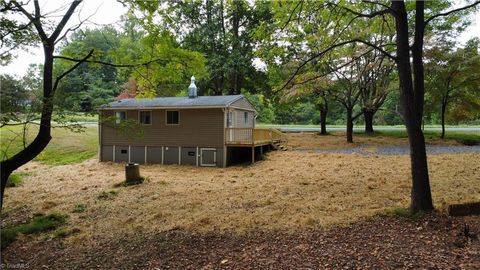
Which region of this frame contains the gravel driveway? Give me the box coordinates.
[298,144,480,155]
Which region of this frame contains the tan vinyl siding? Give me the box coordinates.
[232,109,254,128]
[101,108,224,147]
[230,97,256,111]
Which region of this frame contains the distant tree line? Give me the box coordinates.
[2,3,478,131]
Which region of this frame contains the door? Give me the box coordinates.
[201,148,217,166]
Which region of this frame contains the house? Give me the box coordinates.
[98,76,284,167]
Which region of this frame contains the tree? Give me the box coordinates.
[242,91,275,124]
[115,78,139,101]
[0,0,88,209]
[54,26,122,111]
[0,1,37,64]
[0,74,28,121]
[272,0,479,212]
[327,45,372,143]
[55,20,207,109]
[281,69,332,134]
[124,0,272,95]
[425,39,480,138]
[357,51,395,133]
[110,28,207,97]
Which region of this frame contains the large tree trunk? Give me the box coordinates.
[406,125,433,212]
[346,108,354,143]
[363,109,375,134]
[392,0,433,212]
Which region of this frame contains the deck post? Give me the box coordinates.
[196,147,199,166]
[251,146,255,164]
[260,145,263,156]
[178,146,181,165]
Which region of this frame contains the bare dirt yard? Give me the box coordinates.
[2,132,480,269]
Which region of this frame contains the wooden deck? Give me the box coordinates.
[225,128,286,147]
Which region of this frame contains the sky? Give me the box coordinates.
[0,0,127,76]
[1,0,479,77]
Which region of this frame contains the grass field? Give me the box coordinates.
[0,125,98,165]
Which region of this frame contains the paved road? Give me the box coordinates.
[297,144,480,156]
[69,121,479,134]
[279,127,480,133]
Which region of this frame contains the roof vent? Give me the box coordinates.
[188,76,197,98]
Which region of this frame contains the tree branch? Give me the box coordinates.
[49,0,83,42]
[425,1,480,26]
[53,55,174,68]
[52,49,94,93]
[54,3,97,45]
[279,39,396,92]
[280,0,304,32]
[352,111,364,121]
[327,1,391,18]
[12,0,48,41]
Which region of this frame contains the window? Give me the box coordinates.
[244,112,248,124]
[139,111,152,125]
[121,149,128,154]
[166,110,179,125]
[115,111,126,124]
[228,111,233,127]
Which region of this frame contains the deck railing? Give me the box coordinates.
[225,127,285,145]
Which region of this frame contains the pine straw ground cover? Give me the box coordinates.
[2,132,479,268]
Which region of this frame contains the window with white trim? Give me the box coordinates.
[244,112,248,124]
[228,111,233,127]
[139,111,152,125]
[115,111,126,124]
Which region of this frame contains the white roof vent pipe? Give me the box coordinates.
[188,75,197,98]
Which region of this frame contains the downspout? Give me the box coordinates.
[222,107,227,168]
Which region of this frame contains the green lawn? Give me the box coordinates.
[53,112,98,123]
[0,125,98,165]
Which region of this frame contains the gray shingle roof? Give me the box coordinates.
[101,95,244,109]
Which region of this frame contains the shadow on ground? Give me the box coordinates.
[2,212,479,269]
